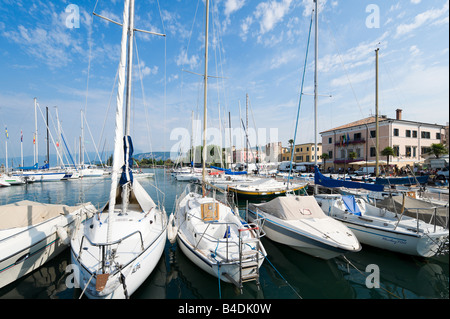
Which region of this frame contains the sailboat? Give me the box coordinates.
[70,0,167,299]
[168,0,266,292]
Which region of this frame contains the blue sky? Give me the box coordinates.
[0,0,448,166]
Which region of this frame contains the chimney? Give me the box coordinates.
[396,109,402,120]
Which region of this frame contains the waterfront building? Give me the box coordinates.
[320,109,447,171]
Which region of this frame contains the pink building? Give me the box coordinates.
[320,109,447,169]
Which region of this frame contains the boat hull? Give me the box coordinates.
[71,227,167,299]
[247,209,359,260]
[0,204,95,289]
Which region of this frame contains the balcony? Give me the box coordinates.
[334,138,366,146]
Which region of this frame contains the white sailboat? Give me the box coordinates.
[70,0,167,299]
[315,194,448,257]
[168,0,266,291]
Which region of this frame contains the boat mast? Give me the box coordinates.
[107,0,131,243]
[314,0,319,194]
[202,0,210,191]
[375,48,379,177]
[34,98,38,166]
[121,0,135,214]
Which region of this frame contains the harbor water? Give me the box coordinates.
[0,168,448,300]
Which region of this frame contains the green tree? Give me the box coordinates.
[320,153,329,171]
[381,146,395,168]
[429,143,448,159]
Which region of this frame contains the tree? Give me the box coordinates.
[320,153,329,171]
[429,143,448,159]
[381,146,395,168]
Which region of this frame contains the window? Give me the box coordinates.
[393,128,399,136]
[296,148,299,153]
[354,132,362,140]
[421,131,431,139]
[300,148,303,152]
[306,155,310,162]
[306,147,309,151]
[317,147,320,152]
[312,147,314,151]
[421,147,431,155]
[412,146,417,157]
[370,130,376,138]
[300,156,303,161]
[328,137,332,144]
[341,149,345,158]
[328,151,333,159]
[370,147,376,157]
[405,146,411,157]
[436,133,441,139]
[296,156,301,161]
[406,130,411,137]
[412,130,417,138]
[356,148,361,158]
[393,145,399,156]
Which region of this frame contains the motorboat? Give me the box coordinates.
[315,194,449,257]
[0,200,96,289]
[247,195,361,259]
[227,178,308,199]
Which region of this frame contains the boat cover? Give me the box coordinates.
[250,196,327,220]
[314,166,384,192]
[0,200,87,230]
[341,195,362,216]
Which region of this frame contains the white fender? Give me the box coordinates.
[167,214,178,244]
[56,226,70,246]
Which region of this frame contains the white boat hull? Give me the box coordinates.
[316,195,449,258]
[71,226,167,299]
[0,203,96,288]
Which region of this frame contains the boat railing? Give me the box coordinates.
[77,230,145,274]
[397,205,449,233]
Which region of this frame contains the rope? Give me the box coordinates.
[287,10,314,188]
[78,272,95,299]
[263,255,302,299]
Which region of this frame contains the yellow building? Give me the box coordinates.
[281,143,322,163]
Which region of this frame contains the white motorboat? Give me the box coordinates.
[14,170,65,182]
[315,194,449,257]
[227,178,308,199]
[169,185,266,289]
[0,200,96,289]
[247,195,361,259]
[0,175,26,186]
[70,0,167,299]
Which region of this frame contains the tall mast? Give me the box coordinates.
[314,0,319,193]
[34,98,38,166]
[375,48,379,177]
[46,106,50,169]
[107,0,131,243]
[202,0,210,188]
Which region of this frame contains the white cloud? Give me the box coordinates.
[395,1,449,38]
[409,45,421,57]
[411,0,421,4]
[224,0,246,16]
[176,48,200,69]
[254,0,293,34]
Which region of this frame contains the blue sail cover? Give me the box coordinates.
[19,163,39,170]
[375,175,429,185]
[342,195,362,216]
[209,165,248,175]
[314,166,384,192]
[120,135,134,185]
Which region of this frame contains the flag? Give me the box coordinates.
[33,134,36,144]
[346,133,350,146]
[5,127,8,139]
[21,130,23,142]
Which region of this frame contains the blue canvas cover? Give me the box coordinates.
[341,195,362,216]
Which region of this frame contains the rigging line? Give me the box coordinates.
[134,34,166,206]
[287,10,314,188]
